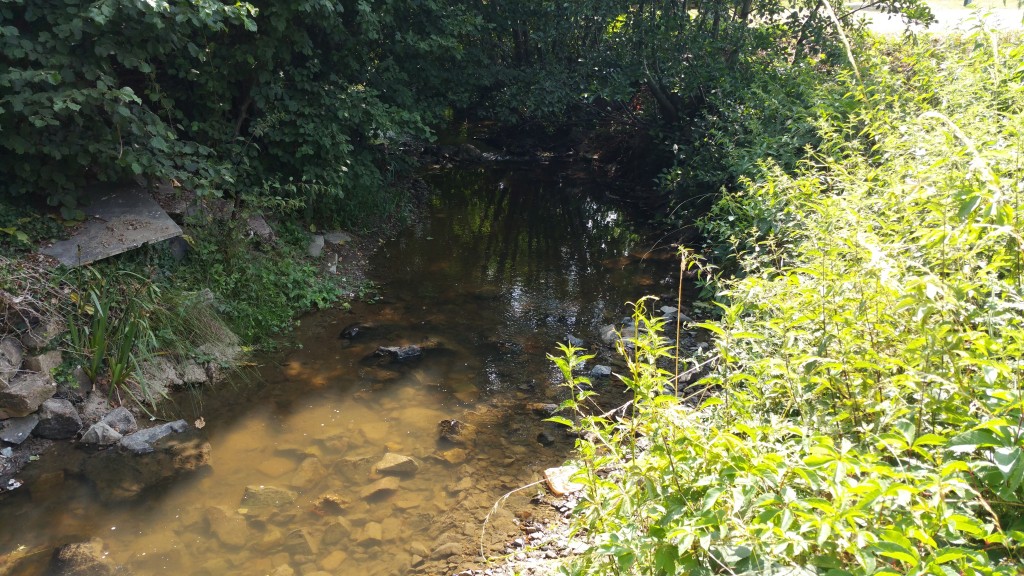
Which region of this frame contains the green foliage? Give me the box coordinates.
[177,219,343,344]
[0,198,65,254]
[1,0,484,225]
[553,31,1024,576]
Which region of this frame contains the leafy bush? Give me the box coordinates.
[553,28,1024,576]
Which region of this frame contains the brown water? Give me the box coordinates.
[0,161,676,575]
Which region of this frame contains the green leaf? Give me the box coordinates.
[544,416,574,427]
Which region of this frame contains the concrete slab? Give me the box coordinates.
[39,184,182,267]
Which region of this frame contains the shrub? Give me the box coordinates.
[553,27,1024,576]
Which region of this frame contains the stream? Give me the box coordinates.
[0,159,677,575]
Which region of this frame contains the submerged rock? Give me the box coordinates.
[48,538,122,576]
[205,506,250,548]
[240,485,298,515]
[589,365,612,378]
[373,452,419,476]
[312,492,350,515]
[289,456,326,490]
[360,476,400,499]
[339,322,368,340]
[374,345,423,362]
[82,438,212,501]
[437,419,477,446]
[526,403,559,417]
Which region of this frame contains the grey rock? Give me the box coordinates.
[307,234,325,258]
[599,324,618,344]
[0,414,39,444]
[323,231,353,246]
[0,336,24,385]
[0,372,56,419]
[80,392,109,425]
[20,316,65,352]
[166,235,189,262]
[119,420,187,454]
[139,357,182,396]
[73,366,92,390]
[247,215,276,243]
[35,398,83,439]
[566,334,585,348]
[100,407,137,435]
[589,365,612,378]
[80,422,123,446]
[374,452,420,476]
[23,350,62,376]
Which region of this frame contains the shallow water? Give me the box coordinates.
[0,160,676,575]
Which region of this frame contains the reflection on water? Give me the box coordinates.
[0,160,674,575]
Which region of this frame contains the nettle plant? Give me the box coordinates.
[549,31,1024,576]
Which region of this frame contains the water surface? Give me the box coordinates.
[0,159,675,575]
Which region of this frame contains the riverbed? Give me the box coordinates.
[0,159,676,575]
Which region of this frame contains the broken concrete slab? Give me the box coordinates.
[40,184,182,267]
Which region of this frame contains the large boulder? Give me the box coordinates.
[35,398,83,439]
[0,372,56,419]
[80,407,138,446]
[119,420,187,454]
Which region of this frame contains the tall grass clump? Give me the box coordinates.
[552,28,1024,576]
